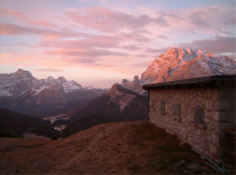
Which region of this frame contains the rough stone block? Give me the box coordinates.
[206,89,212,98]
[204,117,211,123]
[212,90,219,101]
[205,110,212,120]
[212,111,220,121]
[214,101,231,111]
[207,135,212,142]
[231,100,235,111]
[218,112,227,122]
[206,100,214,110]
[229,112,236,123]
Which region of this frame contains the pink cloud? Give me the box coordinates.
[145,48,168,54]
[33,31,150,54]
[152,6,235,35]
[144,35,235,58]
[44,48,128,63]
[121,44,141,51]
[0,8,25,19]
[0,8,55,28]
[157,35,168,39]
[0,22,80,38]
[33,68,64,72]
[66,7,169,34]
[35,35,119,49]
[178,35,236,55]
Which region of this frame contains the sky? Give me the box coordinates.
[0,0,235,88]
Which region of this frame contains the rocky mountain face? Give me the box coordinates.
[120,75,147,96]
[70,83,148,122]
[141,47,236,83]
[119,47,236,97]
[0,69,107,116]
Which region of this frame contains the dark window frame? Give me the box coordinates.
[151,99,155,111]
[174,102,180,117]
[160,100,165,114]
[194,105,204,124]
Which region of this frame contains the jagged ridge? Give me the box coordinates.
[141,47,236,83]
[0,69,108,116]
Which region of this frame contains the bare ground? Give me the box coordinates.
[0,121,219,174]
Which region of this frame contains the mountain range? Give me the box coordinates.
[0,47,235,138]
[0,69,107,116]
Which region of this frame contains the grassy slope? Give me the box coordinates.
[62,114,128,137]
[0,121,218,174]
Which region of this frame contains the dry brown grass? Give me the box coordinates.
[0,121,218,174]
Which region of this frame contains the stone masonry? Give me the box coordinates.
[143,75,236,163]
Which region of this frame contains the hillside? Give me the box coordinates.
[0,121,218,174]
[0,109,60,138]
[70,84,148,122]
[63,114,128,137]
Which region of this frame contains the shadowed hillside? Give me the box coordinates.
[0,109,60,138]
[62,114,128,137]
[0,121,218,174]
[70,84,148,122]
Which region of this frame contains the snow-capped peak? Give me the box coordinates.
[0,70,83,97]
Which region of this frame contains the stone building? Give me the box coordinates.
[142,75,235,165]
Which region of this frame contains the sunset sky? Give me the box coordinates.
[0,0,235,88]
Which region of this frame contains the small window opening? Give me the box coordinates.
[194,105,204,124]
[174,102,180,116]
[151,99,155,111]
[161,100,165,114]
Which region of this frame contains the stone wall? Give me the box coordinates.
[148,81,235,163]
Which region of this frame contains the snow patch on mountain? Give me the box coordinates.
[0,69,105,97]
[0,69,35,97]
[0,89,12,97]
[33,85,48,96]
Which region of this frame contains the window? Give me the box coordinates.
[194,105,204,124]
[151,99,155,111]
[160,100,165,114]
[174,102,180,116]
